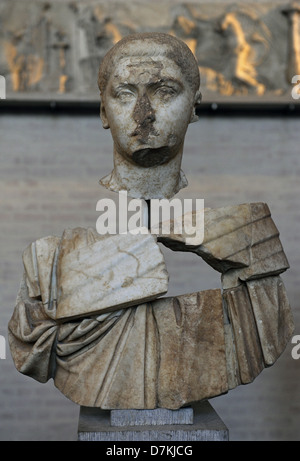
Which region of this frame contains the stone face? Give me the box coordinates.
[98,33,201,200]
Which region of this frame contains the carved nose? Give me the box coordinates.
[133,93,156,128]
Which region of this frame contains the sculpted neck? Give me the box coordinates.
[99,148,188,200]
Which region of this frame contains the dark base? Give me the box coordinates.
[77,400,229,441]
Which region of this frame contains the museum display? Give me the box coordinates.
[8,33,294,414]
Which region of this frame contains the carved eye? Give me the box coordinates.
[115,89,135,102]
[154,86,177,100]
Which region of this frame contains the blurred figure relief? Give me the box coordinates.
[0,1,300,101]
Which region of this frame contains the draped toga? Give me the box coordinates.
[8,202,294,409]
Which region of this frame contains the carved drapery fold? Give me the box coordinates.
[8,203,294,409]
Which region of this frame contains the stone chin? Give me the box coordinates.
[131,146,177,168]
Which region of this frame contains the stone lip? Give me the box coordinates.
[110,406,194,426]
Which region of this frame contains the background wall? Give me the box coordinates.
[0,112,299,441]
[0,0,299,441]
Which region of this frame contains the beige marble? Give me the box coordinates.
[158,202,290,285]
[8,216,294,408]
[8,33,294,411]
[22,228,169,321]
[56,229,168,320]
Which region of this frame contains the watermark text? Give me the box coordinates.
[96,191,204,245]
[291,75,300,100]
[0,75,6,99]
[0,335,6,359]
[291,335,300,360]
[106,444,193,458]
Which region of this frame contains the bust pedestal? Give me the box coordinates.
[77,400,229,441]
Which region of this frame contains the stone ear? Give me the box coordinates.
[100,99,110,129]
[190,89,202,124]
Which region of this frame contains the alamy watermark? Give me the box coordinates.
[0,75,6,99]
[291,75,300,99]
[0,335,6,360]
[291,335,300,360]
[96,191,204,245]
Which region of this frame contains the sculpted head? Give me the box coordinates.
[98,33,201,199]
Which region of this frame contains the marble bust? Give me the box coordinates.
[8,33,294,410]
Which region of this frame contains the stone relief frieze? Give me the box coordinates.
[0,1,299,101]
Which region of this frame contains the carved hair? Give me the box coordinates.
[98,32,200,97]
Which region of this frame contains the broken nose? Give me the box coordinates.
[133,93,156,124]
[141,113,155,125]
